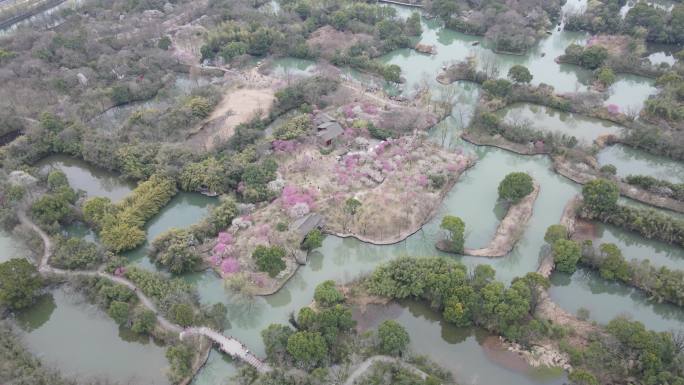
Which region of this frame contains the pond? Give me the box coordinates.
[499,103,624,143]
[126,192,218,270]
[15,288,170,384]
[15,2,684,384]
[648,51,677,66]
[354,301,567,385]
[580,221,684,270]
[377,1,655,111]
[597,144,684,183]
[35,154,134,202]
[268,57,317,78]
[0,230,29,263]
[550,270,684,332]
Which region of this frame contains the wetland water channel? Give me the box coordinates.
[2,1,682,385]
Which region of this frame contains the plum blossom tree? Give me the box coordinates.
[221,258,240,274]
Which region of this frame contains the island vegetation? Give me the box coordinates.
[0,0,683,384]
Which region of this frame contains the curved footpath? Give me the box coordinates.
[17,210,269,373]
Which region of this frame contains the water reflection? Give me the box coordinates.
[597,144,684,184]
[499,103,624,143]
[550,270,684,332]
[15,293,56,332]
[17,288,170,384]
[35,155,134,201]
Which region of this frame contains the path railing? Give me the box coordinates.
[181,327,271,372]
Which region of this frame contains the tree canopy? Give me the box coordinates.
[0,259,43,310]
[498,172,534,203]
[582,179,619,213]
[440,215,465,253]
[508,65,533,84]
[377,320,410,356]
[253,245,287,277]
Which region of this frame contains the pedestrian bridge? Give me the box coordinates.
[180,327,271,373]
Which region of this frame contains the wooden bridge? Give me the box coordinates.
[377,0,424,8]
[180,327,271,373]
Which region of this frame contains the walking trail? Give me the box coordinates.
[17,209,270,372]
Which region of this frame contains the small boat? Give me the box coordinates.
[471,41,480,46]
[199,186,219,197]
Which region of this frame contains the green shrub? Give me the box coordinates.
[301,229,325,251]
[508,65,533,84]
[253,245,286,277]
[274,114,311,140]
[482,79,512,98]
[377,320,410,356]
[599,164,617,176]
[131,309,156,334]
[498,172,534,203]
[582,179,619,214]
[544,225,568,245]
[87,175,177,253]
[150,228,201,274]
[108,301,130,325]
[287,331,328,369]
[552,239,581,273]
[313,280,344,307]
[368,123,393,140]
[51,236,103,270]
[0,259,43,310]
[440,215,465,253]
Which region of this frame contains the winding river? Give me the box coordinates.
[5,1,683,384]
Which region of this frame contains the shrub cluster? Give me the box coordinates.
[83,175,177,252]
[580,241,684,307]
[624,175,684,201]
[581,179,684,247]
[366,256,551,342]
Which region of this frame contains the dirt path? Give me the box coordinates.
[341,82,403,109]
[342,355,428,385]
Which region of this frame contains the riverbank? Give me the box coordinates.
[553,158,684,214]
[436,181,540,257]
[15,207,268,381]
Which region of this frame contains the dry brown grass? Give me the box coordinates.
[188,86,276,150]
[306,26,374,58]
